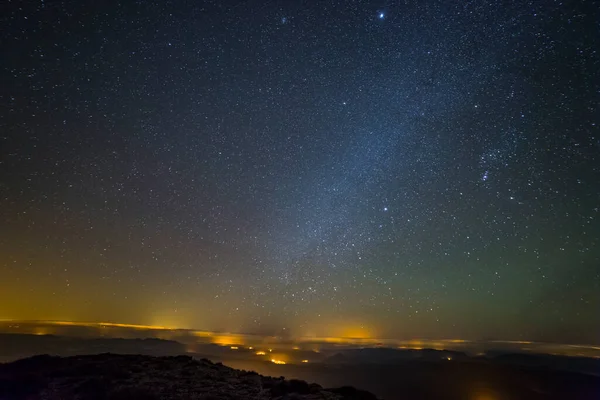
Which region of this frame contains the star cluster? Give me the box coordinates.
[1,0,598,343]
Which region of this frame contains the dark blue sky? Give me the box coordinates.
[1,0,598,343]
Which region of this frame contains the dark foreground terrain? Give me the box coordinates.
[0,353,377,400]
[0,333,599,399]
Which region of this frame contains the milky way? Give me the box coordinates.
[1,1,598,343]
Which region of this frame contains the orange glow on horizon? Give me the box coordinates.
[34,327,50,335]
[8,320,176,331]
[2,320,599,359]
[205,333,246,346]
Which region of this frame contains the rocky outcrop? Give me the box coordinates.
[0,353,379,400]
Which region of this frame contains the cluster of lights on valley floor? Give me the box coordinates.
[228,345,309,365]
[2,321,600,362]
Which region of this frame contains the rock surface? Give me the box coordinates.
[0,354,379,400]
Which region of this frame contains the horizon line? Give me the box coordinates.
[1,319,599,348]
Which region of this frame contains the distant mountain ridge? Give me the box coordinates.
[0,333,185,361]
[323,347,468,364]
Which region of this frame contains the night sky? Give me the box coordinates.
[1,1,598,344]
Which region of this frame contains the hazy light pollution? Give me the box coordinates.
[0,0,598,344]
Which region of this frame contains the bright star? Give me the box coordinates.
[378,12,385,19]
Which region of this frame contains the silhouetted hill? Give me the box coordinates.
[324,353,351,364]
[0,333,185,361]
[0,354,378,400]
[322,347,468,365]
